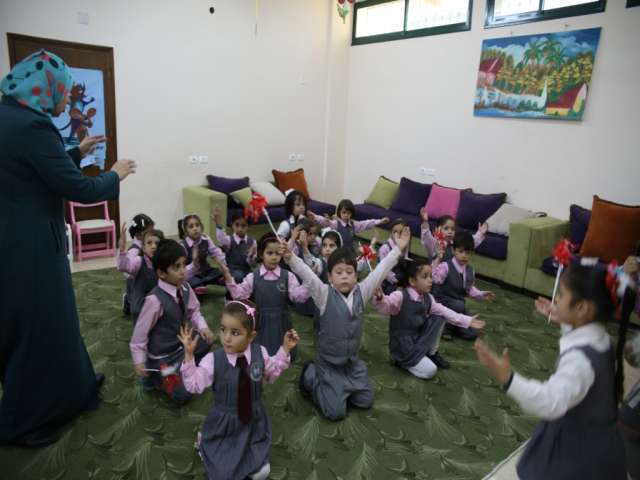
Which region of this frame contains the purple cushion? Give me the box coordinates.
[569,204,591,247]
[206,175,250,194]
[472,231,508,260]
[457,190,507,230]
[390,177,431,216]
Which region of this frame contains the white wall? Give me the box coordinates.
[0,0,351,234]
[344,1,640,219]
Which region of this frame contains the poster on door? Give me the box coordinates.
[52,67,107,169]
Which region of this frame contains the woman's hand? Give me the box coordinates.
[78,135,106,158]
[110,159,137,181]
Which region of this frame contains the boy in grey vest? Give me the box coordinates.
[432,231,495,341]
[130,239,214,405]
[284,227,411,421]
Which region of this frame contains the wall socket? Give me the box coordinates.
[419,167,436,177]
[289,153,305,162]
[189,155,198,164]
[198,155,209,164]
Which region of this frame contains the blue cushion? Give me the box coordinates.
[390,177,431,216]
[307,200,335,217]
[457,190,506,230]
[354,204,422,237]
[569,204,591,247]
[472,231,508,260]
[541,256,558,276]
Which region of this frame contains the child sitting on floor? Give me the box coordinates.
[121,213,155,314]
[284,226,411,421]
[129,239,214,405]
[420,207,487,262]
[373,257,485,376]
[117,223,164,321]
[432,230,495,340]
[309,199,388,252]
[213,209,257,284]
[220,232,309,359]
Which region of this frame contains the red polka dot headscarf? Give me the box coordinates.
[0,49,73,116]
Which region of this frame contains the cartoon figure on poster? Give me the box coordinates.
[53,67,107,169]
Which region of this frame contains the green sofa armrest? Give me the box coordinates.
[182,186,228,238]
[527,217,569,269]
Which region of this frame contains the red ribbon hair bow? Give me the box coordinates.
[244,192,268,223]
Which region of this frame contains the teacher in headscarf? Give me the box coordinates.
[0,50,136,446]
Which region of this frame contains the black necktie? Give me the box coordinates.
[236,355,252,424]
[176,287,186,324]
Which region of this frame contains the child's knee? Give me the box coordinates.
[349,390,374,410]
[320,401,347,421]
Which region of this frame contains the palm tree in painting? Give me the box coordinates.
[523,39,544,66]
[545,46,567,69]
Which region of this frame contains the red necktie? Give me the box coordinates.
[236,355,252,424]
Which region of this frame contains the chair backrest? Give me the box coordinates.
[68,201,111,225]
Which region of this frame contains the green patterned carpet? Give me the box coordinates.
[0,268,562,480]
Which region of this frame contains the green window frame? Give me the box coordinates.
[484,0,606,28]
[352,0,473,46]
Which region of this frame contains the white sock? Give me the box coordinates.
[249,462,271,480]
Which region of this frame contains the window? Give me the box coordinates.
[628,0,640,7]
[352,0,473,46]
[485,0,606,28]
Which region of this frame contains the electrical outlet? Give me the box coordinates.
[297,154,305,162]
[288,154,296,162]
[419,167,435,177]
[198,155,209,164]
[425,168,435,177]
[189,155,198,164]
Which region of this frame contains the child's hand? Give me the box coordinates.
[211,208,222,227]
[248,242,257,258]
[200,328,215,345]
[474,339,512,385]
[306,210,317,220]
[282,329,300,353]
[370,234,378,250]
[374,287,384,302]
[534,296,559,323]
[478,222,488,236]
[214,259,233,283]
[483,291,496,302]
[395,227,411,252]
[177,324,199,362]
[470,315,486,330]
[134,363,147,378]
[436,242,445,260]
[379,217,390,225]
[420,207,429,224]
[624,256,639,276]
[279,240,293,261]
[290,226,301,242]
[299,230,308,248]
[119,222,127,252]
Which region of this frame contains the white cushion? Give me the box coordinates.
[250,181,286,206]
[486,204,537,236]
[76,219,114,230]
